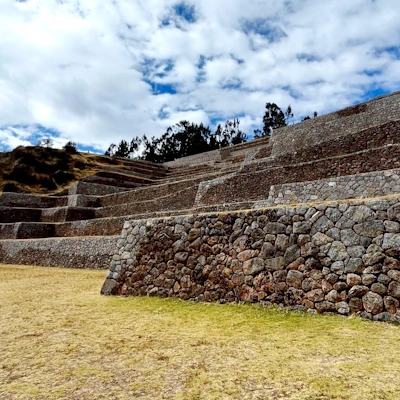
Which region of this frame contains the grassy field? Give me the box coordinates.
[1,265,400,400]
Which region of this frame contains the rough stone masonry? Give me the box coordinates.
[102,196,400,322]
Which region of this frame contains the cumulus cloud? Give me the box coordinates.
[0,0,399,152]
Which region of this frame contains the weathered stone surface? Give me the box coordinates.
[387,203,400,221]
[265,222,286,234]
[328,241,348,261]
[172,239,186,253]
[345,258,364,274]
[100,279,119,295]
[347,274,362,286]
[325,208,342,223]
[348,285,369,298]
[325,273,339,285]
[347,246,366,258]
[265,257,285,271]
[275,234,289,251]
[232,272,245,286]
[373,312,392,322]
[284,245,301,263]
[340,229,360,246]
[362,292,383,315]
[326,227,341,240]
[334,281,348,292]
[315,301,335,313]
[384,220,400,233]
[378,273,391,285]
[175,252,189,263]
[232,235,249,252]
[384,296,399,314]
[293,221,312,234]
[301,242,319,257]
[353,221,385,238]
[388,270,400,282]
[312,216,334,233]
[331,261,345,275]
[243,258,265,275]
[384,257,400,270]
[188,228,201,241]
[388,282,400,298]
[371,283,387,294]
[260,242,275,258]
[305,289,324,302]
[286,270,303,289]
[344,205,375,223]
[362,273,376,286]
[336,301,350,314]
[382,233,400,250]
[335,216,355,229]
[237,249,258,262]
[325,289,341,303]
[312,232,334,246]
[349,297,363,312]
[362,252,385,266]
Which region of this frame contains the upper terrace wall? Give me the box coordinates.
[163,91,400,169]
[164,149,221,168]
[196,121,400,206]
[270,91,400,157]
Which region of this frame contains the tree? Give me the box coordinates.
[302,111,318,121]
[63,141,77,153]
[142,135,158,162]
[104,118,247,163]
[114,140,130,158]
[218,119,247,146]
[37,138,54,148]
[105,143,116,157]
[129,136,142,158]
[285,105,293,125]
[260,102,287,137]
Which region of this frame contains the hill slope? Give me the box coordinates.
[0,146,144,194]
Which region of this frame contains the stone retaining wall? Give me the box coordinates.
[0,236,118,269]
[257,168,400,207]
[270,91,400,157]
[197,143,400,206]
[164,149,221,168]
[102,198,400,321]
[245,120,400,174]
[160,91,400,169]
[99,178,201,207]
[95,185,199,219]
[69,181,130,196]
[0,192,67,208]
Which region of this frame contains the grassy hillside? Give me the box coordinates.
[1,264,400,399]
[0,146,135,194]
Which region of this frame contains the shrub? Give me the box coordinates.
[63,141,78,154]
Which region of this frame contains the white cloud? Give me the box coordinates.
[0,0,400,152]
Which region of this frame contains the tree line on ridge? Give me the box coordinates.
[104,103,317,162]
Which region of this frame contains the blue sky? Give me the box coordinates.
[0,0,399,153]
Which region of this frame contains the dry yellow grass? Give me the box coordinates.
[1,264,400,400]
